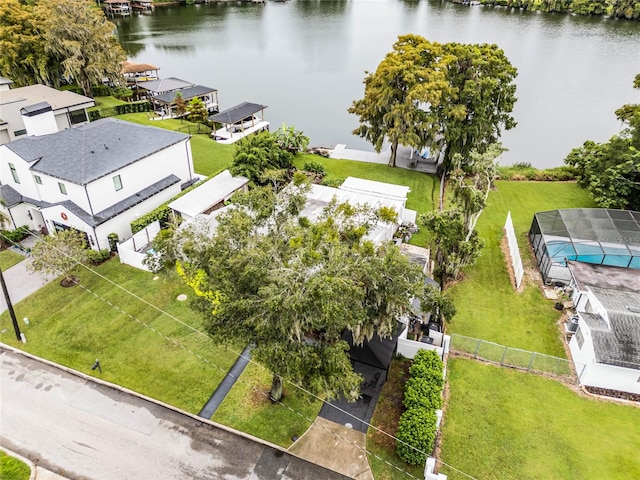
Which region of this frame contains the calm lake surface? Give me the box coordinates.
[115,0,640,168]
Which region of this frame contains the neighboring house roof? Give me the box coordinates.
[342,321,404,371]
[209,102,267,125]
[4,118,189,185]
[0,84,94,111]
[340,177,410,203]
[137,77,194,94]
[168,170,248,218]
[569,261,640,370]
[152,85,217,104]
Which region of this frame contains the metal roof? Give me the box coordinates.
[340,177,410,203]
[4,118,188,185]
[152,85,217,104]
[209,102,267,125]
[20,102,52,117]
[168,170,248,218]
[136,77,194,94]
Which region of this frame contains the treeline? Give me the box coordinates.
[479,0,640,20]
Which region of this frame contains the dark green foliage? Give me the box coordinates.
[1,225,29,244]
[86,249,111,265]
[396,408,438,465]
[230,132,294,185]
[302,160,327,176]
[408,362,445,389]
[403,376,443,411]
[413,349,445,372]
[114,102,152,115]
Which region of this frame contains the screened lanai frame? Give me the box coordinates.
[529,209,640,283]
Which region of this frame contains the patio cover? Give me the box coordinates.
[168,170,248,218]
[137,77,194,94]
[209,102,267,125]
[339,177,410,203]
[122,61,159,74]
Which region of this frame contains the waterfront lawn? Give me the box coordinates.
[114,113,235,176]
[440,358,640,480]
[89,95,128,111]
[0,259,236,414]
[0,451,31,480]
[447,181,596,356]
[366,358,424,480]
[0,250,25,271]
[212,363,323,448]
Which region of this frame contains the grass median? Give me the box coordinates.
[0,250,25,271]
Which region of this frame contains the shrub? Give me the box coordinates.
[86,249,111,265]
[403,376,443,411]
[114,101,151,115]
[302,160,327,177]
[396,408,438,465]
[1,225,30,244]
[321,178,344,188]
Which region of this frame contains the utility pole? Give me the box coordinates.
[0,265,21,341]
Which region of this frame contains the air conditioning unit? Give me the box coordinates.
[567,315,580,333]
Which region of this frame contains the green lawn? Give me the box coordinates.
[89,95,128,111]
[446,181,596,356]
[440,358,640,480]
[212,363,323,448]
[114,113,235,176]
[0,259,237,413]
[0,250,24,271]
[0,452,30,480]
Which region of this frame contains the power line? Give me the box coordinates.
[5,230,478,480]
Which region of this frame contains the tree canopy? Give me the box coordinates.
[28,229,88,284]
[229,131,295,186]
[173,175,424,402]
[0,0,125,96]
[564,74,640,211]
[349,35,517,170]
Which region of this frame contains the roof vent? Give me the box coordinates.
[628,306,640,314]
[90,150,95,154]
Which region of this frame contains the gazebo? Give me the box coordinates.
[122,61,160,87]
[209,102,269,144]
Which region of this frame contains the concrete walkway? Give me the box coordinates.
[289,417,374,480]
[0,257,58,314]
[198,344,252,418]
[330,143,439,174]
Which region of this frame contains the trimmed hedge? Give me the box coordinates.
[396,349,444,465]
[86,249,111,266]
[396,408,438,465]
[1,225,30,244]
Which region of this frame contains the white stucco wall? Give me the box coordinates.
[22,110,58,137]
[85,139,192,213]
[0,147,41,199]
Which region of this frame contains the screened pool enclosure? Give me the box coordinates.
[529,209,640,283]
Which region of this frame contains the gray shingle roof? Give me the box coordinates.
[0,184,24,208]
[585,286,640,370]
[4,118,188,185]
[152,85,217,104]
[209,102,267,125]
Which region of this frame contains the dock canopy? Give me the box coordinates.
[122,61,159,75]
[152,85,217,105]
[209,102,267,125]
[137,77,194,95]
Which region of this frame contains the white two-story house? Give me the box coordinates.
[0,118,195,250]
[0,81,94,145]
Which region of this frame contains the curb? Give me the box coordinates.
[0,446,36,480]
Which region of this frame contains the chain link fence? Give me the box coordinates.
[450,333,585,383]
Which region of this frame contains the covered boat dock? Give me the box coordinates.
[210,102,269,144]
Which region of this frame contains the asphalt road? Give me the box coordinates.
[0,347,348,480]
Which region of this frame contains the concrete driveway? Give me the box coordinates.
[0,257,58,314]
[0,346,349,480]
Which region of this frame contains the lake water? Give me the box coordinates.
[114,0,640,168]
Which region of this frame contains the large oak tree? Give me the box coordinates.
[174,175,424,402]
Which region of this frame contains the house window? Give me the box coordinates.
[58,182,67,195]
[575,327,585,349]
[9,163,20,183]
[113,174,123,191]
[34,175,43,185]
[13,129,27,137]
[68,109,88,125]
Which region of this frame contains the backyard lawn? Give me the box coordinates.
[446,181,596,356]
[0,250,25,271]
[440,358,640,480]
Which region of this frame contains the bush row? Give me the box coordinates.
[497,164,578,182]
[0,225,30,245]
[396,349,444,465]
